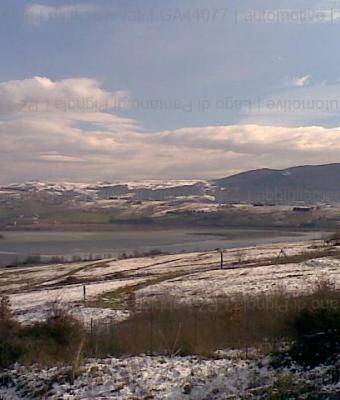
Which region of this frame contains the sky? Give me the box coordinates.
[2,0,340,183]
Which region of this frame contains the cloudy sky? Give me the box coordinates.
[2,0,340,183]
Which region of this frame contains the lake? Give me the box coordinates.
[0,228,326,266]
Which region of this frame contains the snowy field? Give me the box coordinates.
[136,257,340,303]
[0,239,339,324]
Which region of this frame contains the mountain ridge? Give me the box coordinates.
[2,163,340,204]
[214,163,340,203]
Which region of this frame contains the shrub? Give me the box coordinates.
[19,307,85,366]
[0,301,86,369]
[0,296,22,368]
[0,296,13,323]
[290,308,340,367]
[0,342,22,369]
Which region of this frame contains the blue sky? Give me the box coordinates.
[1,0,340,182]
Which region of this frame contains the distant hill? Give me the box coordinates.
[3,163,340,206]
[213,164,340,204]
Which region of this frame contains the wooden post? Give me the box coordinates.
[276,248,288,264]
[220,250,224,269]
[149,306,153,356]
[83,284,86,303]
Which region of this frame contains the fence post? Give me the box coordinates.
[150,306,154,356]
[83,284,86,303]
[219,249,224,269]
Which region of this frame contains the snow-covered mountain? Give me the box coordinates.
[0,180,215,203]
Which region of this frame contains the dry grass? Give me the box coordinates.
[2,277,340,368]
[87,276,340,358]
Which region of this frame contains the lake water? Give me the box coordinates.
[0,228,326,266]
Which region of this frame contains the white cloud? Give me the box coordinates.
[25,3,99,25]
[38,153,85,163]
[0,76,129,116]
[2,76,340,182]
[292,74,311,87]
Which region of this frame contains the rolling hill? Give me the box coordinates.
[214,163,340,203]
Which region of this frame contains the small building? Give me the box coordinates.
[293,206,313,213]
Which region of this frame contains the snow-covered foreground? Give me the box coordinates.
[1,353,340,399]
[1,239,340,324]
[2,240,340,399]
